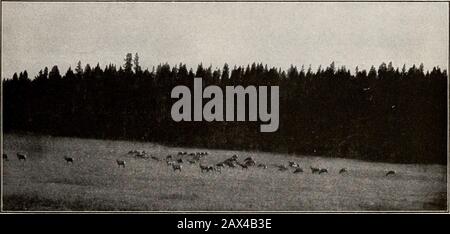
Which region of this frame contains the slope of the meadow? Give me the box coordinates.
[2,134,447,211]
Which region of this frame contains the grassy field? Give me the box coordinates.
[2,133,447,211]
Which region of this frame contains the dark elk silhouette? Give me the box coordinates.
[319,168,328,174]
[64,156,74,163]
[385,170,396,176]
[293,168,303,173]
[116,160,126,168]
[172,164,182,172]
[17,153,27,161]
[310,167,320,174]
[200,164,214,173]
[339,168,347,174]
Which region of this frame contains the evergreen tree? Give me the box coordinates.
[49,66,61,80]
[124,53,133,74]
[134,53,141,74]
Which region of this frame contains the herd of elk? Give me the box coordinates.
[3,150,399,177]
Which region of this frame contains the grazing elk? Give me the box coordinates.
[116,160,126,168]
[293,168,303,173]
[3,154,8,161]
[136,151,148,159]
[210,166,221,173]
[223,155,238,165]
[192,155,202,161]
[223,156,235,164]
[17,153,27,161]
[151,156,160,161]
[310,167,320,174]
[278,165,288,171]
[289,161,300,168]
[244,158,256,167]
[64,156,74,164]
[200,164,213,173]
[386,170,396,176]
[224,158,234,164]
[223,160,236,168]
[187,159,197,164]
[339,168,347,174]
[172,164,182,172]
[257,163,267,169]
[237,162,249,169]
[319,168,328,174]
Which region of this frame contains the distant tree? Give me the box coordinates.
[401,64,407,78]
[287,65,299,80]
[84,64,92,76]
[387,62,394,72]
[49,66,61,80]
[19,70,29,81]
[75,61,83,77]
[328,61,336,74]
[195,63,205,78]
[419,63,424,73]
[124,53,133,74]
[134,53,142,74]
[43,67,49,79]
[65,67,75,80]
[368,66,377,79]
[221,63,230,85]
[12,72,18,81]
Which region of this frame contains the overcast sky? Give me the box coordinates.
[1,2,448,79]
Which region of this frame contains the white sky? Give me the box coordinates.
[1,2,448,78]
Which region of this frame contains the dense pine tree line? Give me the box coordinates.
[2,53,447,164]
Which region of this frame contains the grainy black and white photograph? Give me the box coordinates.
[1,1,448,212]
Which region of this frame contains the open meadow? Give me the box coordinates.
[2,134,447,211]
